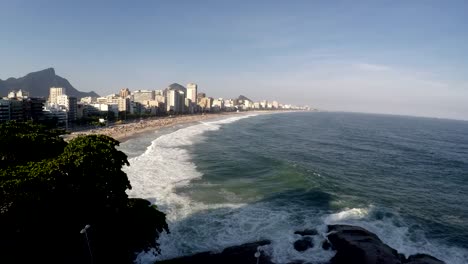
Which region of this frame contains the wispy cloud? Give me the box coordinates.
[353,63,391,72]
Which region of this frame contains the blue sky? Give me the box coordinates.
[1,0,468,119]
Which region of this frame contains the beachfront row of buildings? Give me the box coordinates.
[0,83,310,127]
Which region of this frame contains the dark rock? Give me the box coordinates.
[404,254,445,264]
[157,240,273,264]
[327,225,402,264]
[294,229,318,236]
[322,240,332,250]
[294,237,314,252]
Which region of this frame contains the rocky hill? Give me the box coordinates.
[0,68,99,99]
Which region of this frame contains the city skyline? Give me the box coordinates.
[1,1,468,120]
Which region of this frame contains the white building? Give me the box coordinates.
[80,97,93,104]
[243,100,252,109]
[133,90,155,103]
[91,103,119,116]
[186,83,197,105]
[212,98,224,109]
[49,87,66,105]
[8,89,29,99]
[272,101,279,109]
[56,94,70,108]
[167,89,180,113]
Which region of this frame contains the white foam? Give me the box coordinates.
[126,113,467,264]
[124,114,266,260]
[323,207,468,264]
[128,112,335,264]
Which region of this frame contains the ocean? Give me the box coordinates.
[120,112,468,264]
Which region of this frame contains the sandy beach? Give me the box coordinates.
[67,112,250,142]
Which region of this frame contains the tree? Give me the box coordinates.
[0,122,168,264]
[0,121,66,167]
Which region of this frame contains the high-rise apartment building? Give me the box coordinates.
[167,89,180,113]
[0,99,11,122]
[119,88,131,98]
[49,87,66,104]
[56,94,69,107]
[186,83,198,104]
[133,90,155,103]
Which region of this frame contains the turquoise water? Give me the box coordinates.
[121,112,468,263]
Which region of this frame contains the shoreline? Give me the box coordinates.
[67,111,294,143]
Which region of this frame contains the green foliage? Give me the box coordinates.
[0,121,66,167]
[0,121,168,264]
[60,135,131,205]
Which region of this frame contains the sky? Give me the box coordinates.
[1,0,468,120]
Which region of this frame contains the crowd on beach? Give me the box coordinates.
[68,112,240,141]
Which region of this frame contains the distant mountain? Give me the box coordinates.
[167,83,187,92]
[0,68,100,99]
[238,95,252,101]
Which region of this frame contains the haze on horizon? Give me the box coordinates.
[1,1,467,120]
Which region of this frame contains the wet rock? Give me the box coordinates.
[322,240,332,250]
[327,225,402,264]
[157,240,272,264]
[294,229,318,236]
[294,237,314,252]
[404,254,445,264]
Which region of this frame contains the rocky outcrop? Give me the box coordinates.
[293,237,314,252]
[157,225,446,264]
[294,229,318,236]
[327,225,445,264]
[157,240,272,264]
[327,225,402,264]
[404,254,446,264]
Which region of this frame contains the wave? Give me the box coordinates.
[323,206,468,264]
[124,113,467,264]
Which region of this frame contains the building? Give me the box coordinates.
[0,99,10,122]
[133,90,155,103]
[212,98,224,109]
[119,88,131,98]
[198,97,213,111]
[80,97,93,104]
[165,83,187,113]
[117,97,131,113]
[155,90,163,96]
[186,83,198,105]
[10,100,24,121]
[23,97,46,122]
[67,97,77,121]
[56,94,69,107]
[96,97,108,104]
[90,103,119,117]
[197,92,206,99]
[272,101,279,109]
[43,108,68,128]
[167,89,181,113]
[243,100,252,109]
[54,94,77,122]
[8,89,29,99]
[49,87,66,104]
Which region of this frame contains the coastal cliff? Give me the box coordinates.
[156,225,445,264]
